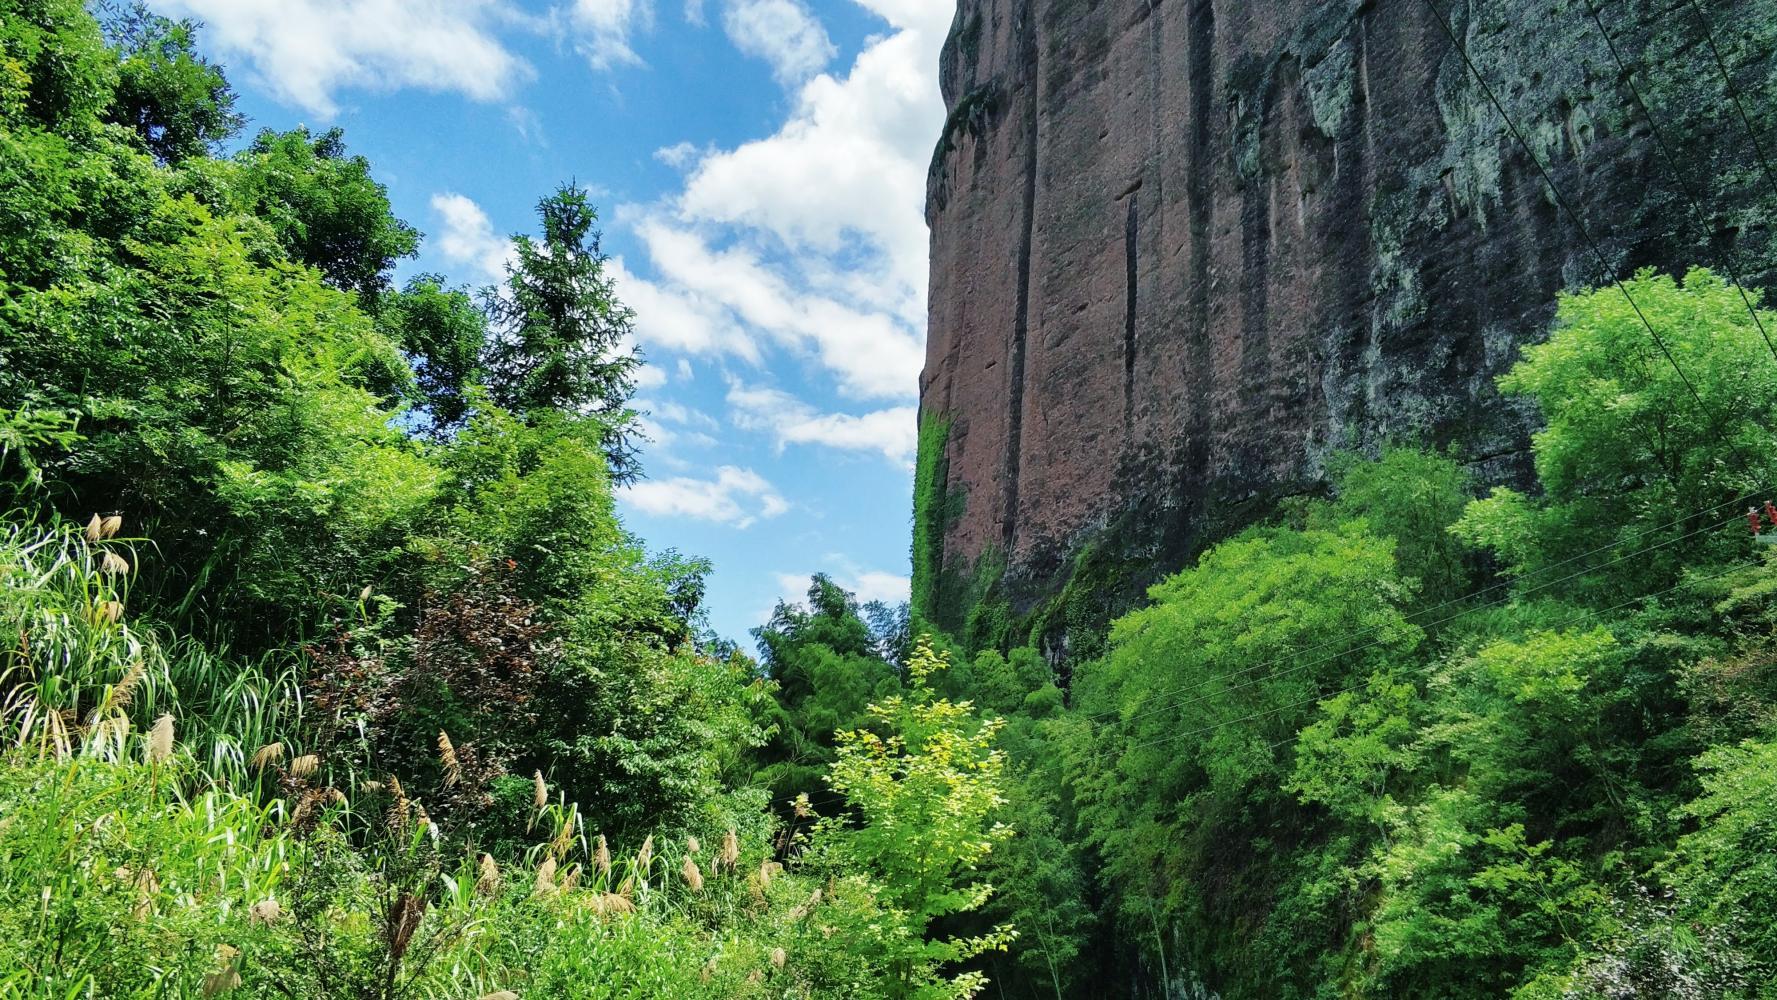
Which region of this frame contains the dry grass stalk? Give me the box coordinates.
[532,770,547,809]
[636,834,654,873]
[533,856,558,898]
[788,888,821,920]
[146,713,174,764]
[85,514,103,542]
[100,551,129,576]
[479,993,520,1000]
[132,868,159,920]
[100,514,122,539]
[88,715,128,757]
[549,814,575,861]
[437,730,460,788]
[686,835,701,854]
[108,660,145,715]
[94,600,124,625]
[595,834,611,876]
[682,856,704,892]
[250,742,285,769]
[759,859,782,887]
[559,863,582,893]
[385,893,426,964]
[720,829,740,870]
[792,792,812,818]
[249,898,281,925]
[770,947,787,969]
[202,944,240,997]
[594,891,634,916]
[477,853,499,896]
[289,753,319,778]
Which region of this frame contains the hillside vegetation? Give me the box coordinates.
[7,3,1777,999]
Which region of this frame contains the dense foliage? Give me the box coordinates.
[909,267,1777,998]
[8,3,1777,998]
[0,5,1012,998]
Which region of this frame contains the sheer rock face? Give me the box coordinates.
[919,0,1777,627]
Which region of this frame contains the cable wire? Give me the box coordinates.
[1416,0,1757,475]
[1030,552,1757,784]
[1061,484,1771,730]
[1681,0,1777,201]
[1579,0,1777,365]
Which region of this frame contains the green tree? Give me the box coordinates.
[1323,446,1473,609]
[232,126,420,297]
[99,2,242,163]
[484,184,642,482]
[822,636,1015,999]
[378,274,487,432]
[0,0,117,130]
[752,574,904,812]
[1455,268,1777,593]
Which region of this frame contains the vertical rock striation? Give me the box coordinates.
[918,0,1777,641]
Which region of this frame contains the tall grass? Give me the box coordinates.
[0,517,894,999]
[0,519,305,786]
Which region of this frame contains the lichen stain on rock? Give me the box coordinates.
[918,0,1777,645]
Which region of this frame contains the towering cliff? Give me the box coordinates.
[916,0,1777,649]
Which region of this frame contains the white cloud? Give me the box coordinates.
[637,221,922,397]
[608,258,760,362]
[613,0,947,401]
[506,105,546,145]
[623,466,788,528]
[570,0,651,69]
[644,399,720,429]
[654,141,703,169]
[157,0,532,117]
[729,381,916,464]
[722,0,834,86]
[429,193,512,283]
[772,568,910,607]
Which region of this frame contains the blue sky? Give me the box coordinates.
[152,0,951,645]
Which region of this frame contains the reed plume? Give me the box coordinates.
[146,713,173,763]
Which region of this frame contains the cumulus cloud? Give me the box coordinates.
[622,466,788,527]
[721,0,835,86]
[729,381,917,464]
[608,258,760,362]
[156,0,532,117]
[636,222,922,398]
[429,193,512,283]
[654,141,703,169]
[569,0,651,69]
[614,0,948,400]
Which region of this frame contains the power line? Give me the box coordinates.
[1578,0,1777,365]
[1680,0,1777,201]
[1062,484,1771,731]
[1011,0,1777,781]
[1416,0,1758,474]
[1044,0,1774,738]
[1032,553,1756,784]
[1101,506,1752,740]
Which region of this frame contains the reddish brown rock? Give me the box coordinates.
[918,0,1777,638]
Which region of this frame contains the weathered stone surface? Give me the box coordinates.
[919,0,1777,635]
